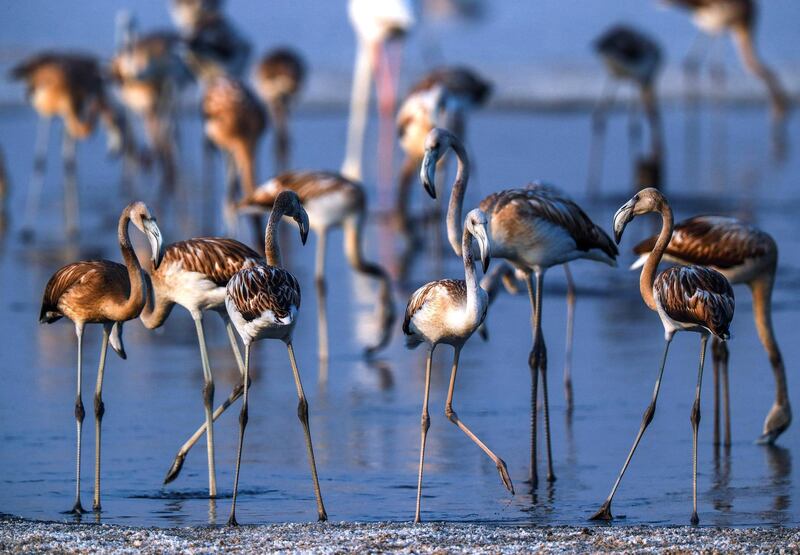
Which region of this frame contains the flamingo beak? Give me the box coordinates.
[420,148,438,199]
[143,218,164,269]
[297,210,310,246]
[613,199,636,245]
[476,225,491,273]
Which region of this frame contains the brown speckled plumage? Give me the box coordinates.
[226,263,300,322]
[633,215,775,270]
[255,49,306,101]
[160,238,261,286]
[656,265,735,339]
[408,67,492,105]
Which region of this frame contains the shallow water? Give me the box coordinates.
[0,98,798,528]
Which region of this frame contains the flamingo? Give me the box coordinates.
[664,0,789,151]
[254,48,307,173]
[403,208,513,522]
[202,76,267,236]
[138,237,262,497]
[342,0,415,184]
[421,128,618,488]
[169,0,251,81]
[591,188,735,525]
[38,201,163,513]
[225,190,326,525]
[589,25,664,195]
[396,66,491,232]
[240,170,395,357]
[477,183,587,411]
[10,52,133,239]
[111,29,194,199]
[631,215,790,445]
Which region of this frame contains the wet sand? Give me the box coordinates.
[1,515,798,554]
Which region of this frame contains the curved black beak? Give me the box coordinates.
[298,211,310,246]
[420,149,439,199]
[143,218,164,269]
[612,199,636,245]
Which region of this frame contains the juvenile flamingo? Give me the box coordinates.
[342,0,415,182]
[396,66,491,231]
[10,52,131,239]
[170,0,251,80]
[139,237,262,497]
[403,208,513,522]
[225,190,326,525]
[111,30,193,198]
[664,1,789,134]
[589,25,664,195]
[254,48,307,173]
[631,215,790,445]
[202,76,267,235]
[39,201,163,513]
[240,170,395,356]
[421,128,618,488]
[591,188,735,525]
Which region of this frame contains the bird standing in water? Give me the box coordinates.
[591,188,735,525]
[224,191,326,525]
[422,128,618,489]
[39,202,163,514]
[403,208,513,523]
[631,215,790,445]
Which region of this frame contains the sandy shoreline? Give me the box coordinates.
[1,515,798,554]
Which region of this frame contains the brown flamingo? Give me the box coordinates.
[39,201,163,514]
[10,52,132,239]
[202,76,267,236]
[631,215,790,445]
[591,188,735,525]
[138,237,262,497]
[224,191,326,525]
[254,48,307,173]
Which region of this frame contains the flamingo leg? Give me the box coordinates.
[92,324,110,512]
[718,340,731,447]
[590,337,672,520]
[287,343,327,521]
[22,116,51,239]
[415,345,434,523]
[163,313,247,485]
[563,264,575,413]
[62,132,79,239]
[70,324,87,514]
[227,343,250,527]
[712,337,721,447]
[525,275,539,489]
[690,335,708,525]
[445,346,514,493]
[193,313,217,498]
[587,79,618,197]
[533,270,556,483]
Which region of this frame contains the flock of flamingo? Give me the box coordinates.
[5,0,792,526]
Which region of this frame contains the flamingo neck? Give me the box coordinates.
[750,273,788,404]
[462,229,479,317]
[446,140,470,257]
[117,208,146,317]
[641,203,673,311]
[139,271,175,329]
[265,199,289,267]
